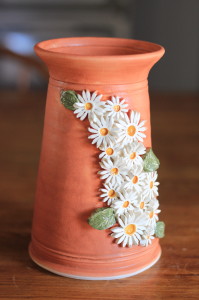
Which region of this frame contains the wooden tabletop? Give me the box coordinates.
[0,90,198,299]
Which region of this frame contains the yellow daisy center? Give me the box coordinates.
[100,128,109,136]
[113,105,121,112]
[130,152,136,160]
[84,102,93,110]
[125,224,137,235]
[127,125,136,137]
[149,211,154,219]
[132,176,138,184]
[150,181,154,189]
[111,168,119,175]
[108,189,116,198]
[140,201,144,209]
[106,147,114,156]
[123,201,129,208]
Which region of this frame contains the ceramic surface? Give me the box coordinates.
[29,37,164,279]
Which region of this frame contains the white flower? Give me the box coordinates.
[134,195,151,213]
[74,90,104,121]
[111,212,148,247]
[99,142,119,159]
[88,116,114,148]
[123,142,146,167]
[111,191,137,216]
[116,111,146,144]
[100,182,120,206]
[140,226,155,247]
[147,199,161,226]
[124,165,146,192]
[105,96,128,119]
[98,158,128,185]
[143,171,159,199]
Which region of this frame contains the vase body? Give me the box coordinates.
[29,37,164,279]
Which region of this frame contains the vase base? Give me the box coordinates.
[29,247,161,280]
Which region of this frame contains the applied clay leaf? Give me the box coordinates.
[155,221,165,238]
[88,207,116,230]
[60,90,78,111]
[143,148,160,172]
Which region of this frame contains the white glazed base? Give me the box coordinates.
[30,251,161,280]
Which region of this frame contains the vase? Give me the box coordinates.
[29,37,165,280]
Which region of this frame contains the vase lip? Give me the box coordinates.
[35,37,165,60]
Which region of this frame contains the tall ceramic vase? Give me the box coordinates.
[29,37,165,280]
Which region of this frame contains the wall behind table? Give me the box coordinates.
[134,0,199,92]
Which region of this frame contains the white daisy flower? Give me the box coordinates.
[88,116,114,148]
[143,171,159,199]
[116,111,147,144]
[111,191,137,216]
[100,182,120,206]
[105,96,128,119]
[74,90,104,121]
[147,199,161,226]
[99,142,119,159]
[123,142,146,168]
[111,211,148,247]
[134,195,151,213]
[140,226,155,247]
[98,158,128,185]
[124,165,146,192]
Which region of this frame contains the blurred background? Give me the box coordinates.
[0,0,198,91]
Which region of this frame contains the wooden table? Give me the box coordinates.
[0,91,198,299]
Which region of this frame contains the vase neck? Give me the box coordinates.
[35,37,165,85]
[49,77,148,93]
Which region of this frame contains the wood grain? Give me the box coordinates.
[0,91,198,299]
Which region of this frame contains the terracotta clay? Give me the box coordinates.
[29,37,165,279]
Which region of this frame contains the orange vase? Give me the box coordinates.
[29,37,165,280]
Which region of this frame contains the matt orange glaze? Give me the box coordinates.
[29,37,165,279]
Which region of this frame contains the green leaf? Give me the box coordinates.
[60,90,78,111]
[155,221,165,238]
[88,207,116,230]
[143,148,160,172]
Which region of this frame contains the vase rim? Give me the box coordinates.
[35,37,164,60]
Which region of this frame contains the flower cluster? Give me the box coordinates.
[73,90,160,247]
